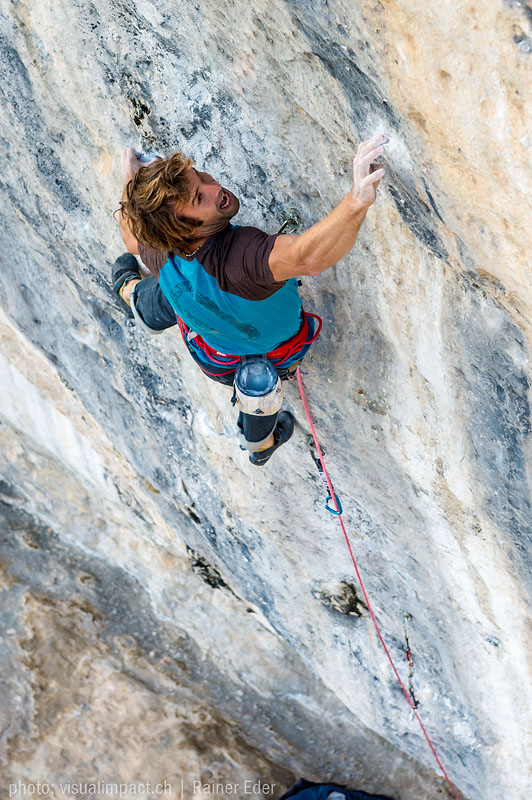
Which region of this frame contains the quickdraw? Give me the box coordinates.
[277,207,303,234]
[401,610,420,711]
[306,434,343,515]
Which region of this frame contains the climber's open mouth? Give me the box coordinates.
[219,189,232,211]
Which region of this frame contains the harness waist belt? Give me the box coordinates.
[179,310,322,368]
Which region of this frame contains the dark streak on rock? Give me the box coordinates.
[452,286,532,578]
[422,179,445,223]
[504,0,532,25]
[284,8,448,261]
[0,37,86,216]
[130,96,151,127]
[513,32,532,52]
[386,184,448,260]
[86,301,125,340]
[0,480,22,501]
[186,544,236,594]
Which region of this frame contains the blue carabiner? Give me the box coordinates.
[325,494,342,515]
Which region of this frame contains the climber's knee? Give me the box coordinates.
[234,356,282,417]
[234,357,282,450]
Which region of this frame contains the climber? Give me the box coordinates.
[276,778,395,800]
[113,134,387,465]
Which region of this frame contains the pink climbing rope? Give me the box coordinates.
[295,366,462,800]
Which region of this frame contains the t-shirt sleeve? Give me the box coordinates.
[137,243,169,277]
[211,226,286,301]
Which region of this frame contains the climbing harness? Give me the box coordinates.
[296,366,462,800]
[401,610,420,712]
[177,311,322,381]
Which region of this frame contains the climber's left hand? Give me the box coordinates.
[121,147,161,184]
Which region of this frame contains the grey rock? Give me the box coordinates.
[1,1,531,799]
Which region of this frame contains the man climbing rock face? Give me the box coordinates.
[114,134,387,465]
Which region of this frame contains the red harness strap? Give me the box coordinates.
[178,311,322,367]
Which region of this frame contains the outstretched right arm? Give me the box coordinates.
[268,133,387,281]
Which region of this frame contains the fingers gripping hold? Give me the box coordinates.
[363,168,385,185]
[351,133,388,208]
[121,147,162,184]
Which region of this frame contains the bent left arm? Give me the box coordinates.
[118,147,162,255]
[120,185,139,254]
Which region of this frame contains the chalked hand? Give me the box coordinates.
[351,133,388,210]
[121,147,162,183]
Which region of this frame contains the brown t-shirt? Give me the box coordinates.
[138,224,285,302]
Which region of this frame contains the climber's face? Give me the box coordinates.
[177,168,240,238]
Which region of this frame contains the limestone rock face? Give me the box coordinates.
[1,1,531,798]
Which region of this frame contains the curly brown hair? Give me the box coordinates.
[119,153,203,253]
